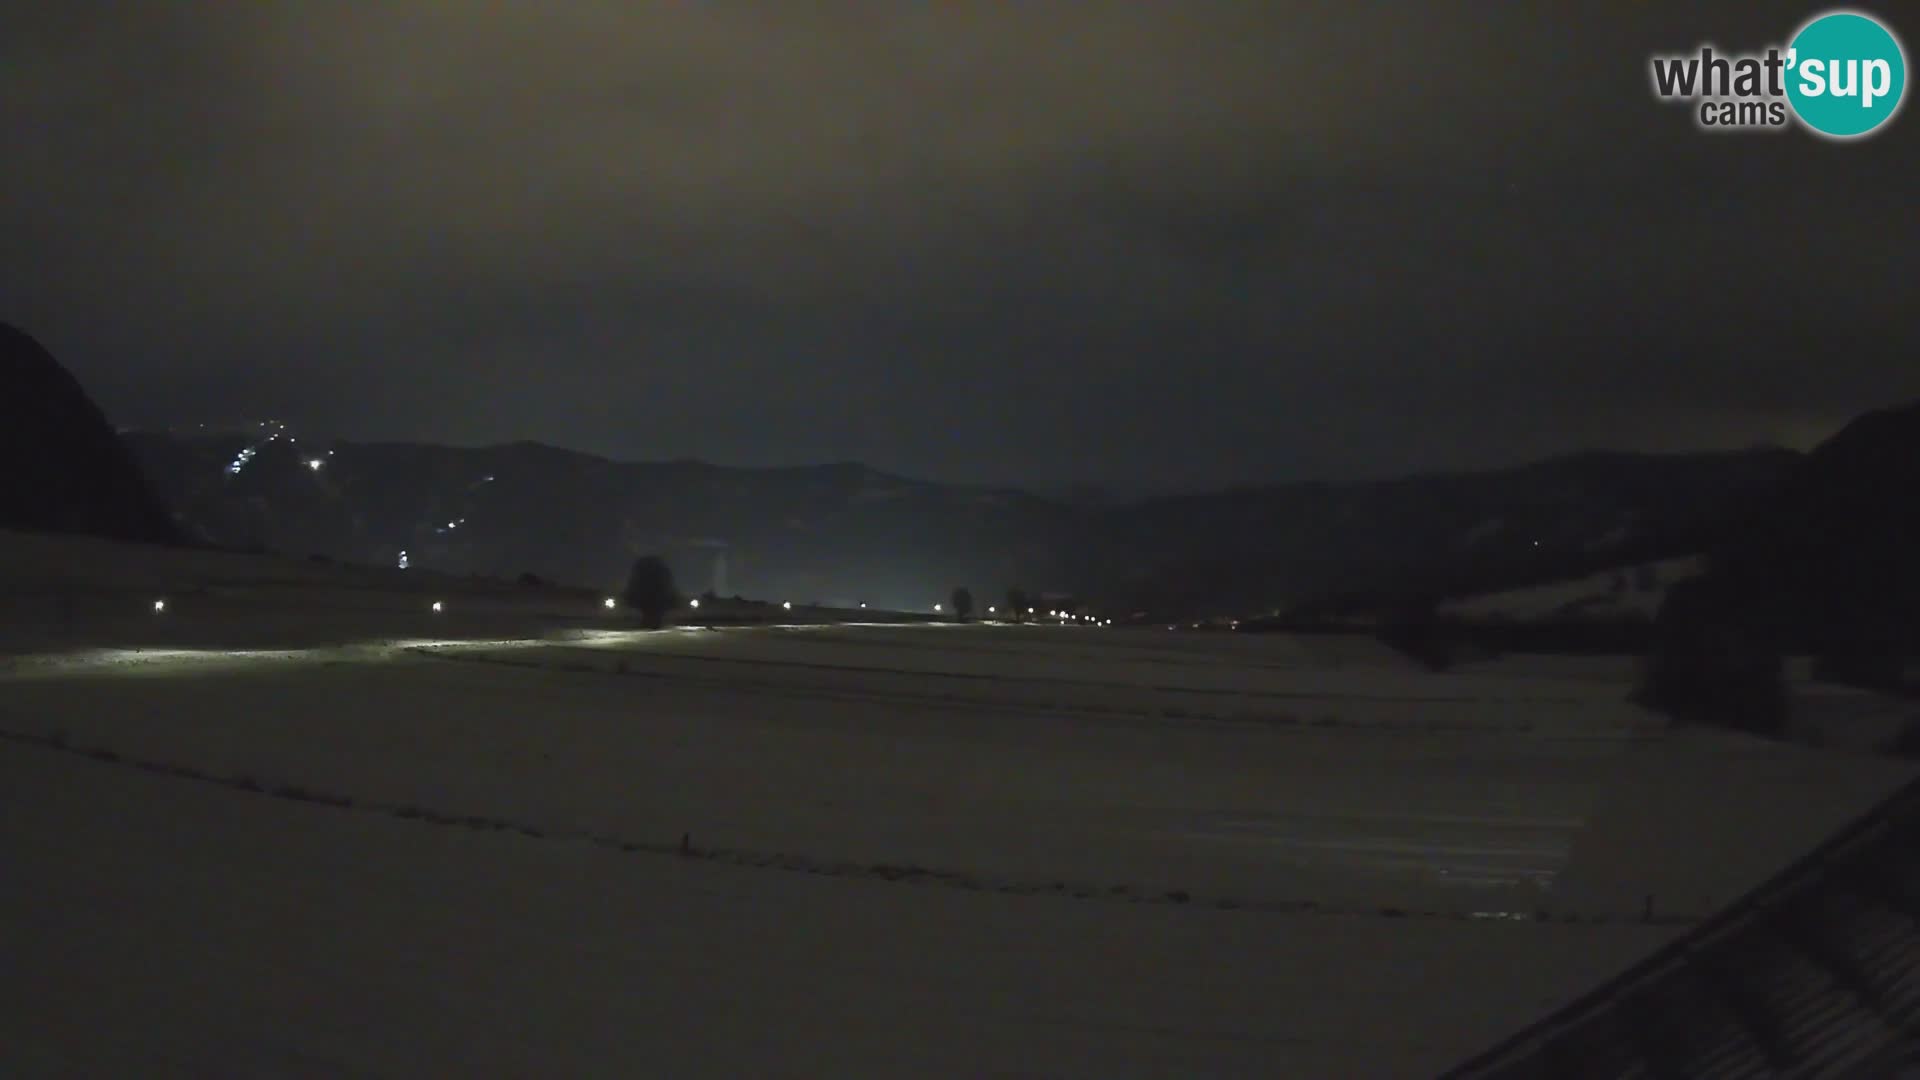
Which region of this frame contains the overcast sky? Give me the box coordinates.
[4,3,1915,493]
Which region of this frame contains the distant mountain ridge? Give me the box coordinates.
[123,426,1804,616]
[0,323,177,545]
[11,321,1904,626]
[125,429,1076,608]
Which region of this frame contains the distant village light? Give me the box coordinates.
[431,601,444,613]
[783,601,793,610]
[306,459,324,471]
[152,599,167,613]
[689,598,700,609]
[934,603,943,612]
[604,597,617,609]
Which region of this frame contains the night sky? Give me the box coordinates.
[4,4,1915,494]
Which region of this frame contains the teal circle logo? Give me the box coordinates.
[1786,11,1907,138]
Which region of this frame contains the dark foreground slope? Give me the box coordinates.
[0,324,176,545]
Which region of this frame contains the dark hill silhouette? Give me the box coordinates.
[1720,399,1920,678]
[1093,448,1800,616]
[124,423,1798,613]
[0,323,177,544]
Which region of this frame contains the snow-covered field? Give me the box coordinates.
[2,532,1912,1075]
[1441,556,1703,623]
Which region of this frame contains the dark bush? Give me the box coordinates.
[950,586,974,622]
[517,571,546,587]
[1376,595,1457,672]
[623,555,676,629]
[1886,717,1920,758]
[1636,574,1787,736]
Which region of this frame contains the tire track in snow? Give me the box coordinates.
[0,727,1700,926]
[408,643,1654,741]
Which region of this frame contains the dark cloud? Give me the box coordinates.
[4,3,1916,492]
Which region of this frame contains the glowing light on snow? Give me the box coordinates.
[152,599,167,613]
[783,601,793,610]
[688,598,700,609]
[603,597,617,609]
[987,606,996,613]
[430,601,444,613]
[397,550,410,570]
[934,603,943,612]
[306,459,324,471]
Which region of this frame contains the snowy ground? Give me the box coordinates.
[2,532,1913,1075]
[1440,556,1702,623]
